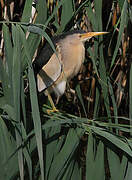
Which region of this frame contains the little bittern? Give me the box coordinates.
[33,30,107,112]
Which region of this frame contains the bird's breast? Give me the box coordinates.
[73,44,85,76]
[60,42,85,80]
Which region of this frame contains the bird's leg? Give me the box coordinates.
[55,96,60,105]
[45,90,59,114]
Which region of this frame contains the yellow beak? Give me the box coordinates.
[80,32,108,41]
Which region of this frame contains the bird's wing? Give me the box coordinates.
[33,43,55,74]
[37,47,62,92]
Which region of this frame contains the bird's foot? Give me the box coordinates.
[46,107,59,114]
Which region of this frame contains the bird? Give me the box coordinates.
[33,30,107,113]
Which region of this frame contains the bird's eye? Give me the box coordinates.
[79,34,83,39]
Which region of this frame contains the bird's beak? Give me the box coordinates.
[80,32,108,41]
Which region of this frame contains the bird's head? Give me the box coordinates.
[62,31,108,45]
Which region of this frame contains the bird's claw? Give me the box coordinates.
[47,107,59,114]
